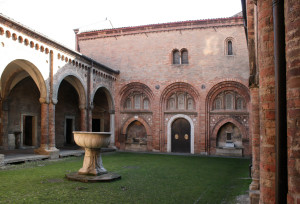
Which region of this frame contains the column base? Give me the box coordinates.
[249,179,259,190]
[249,190,260,204]
[35,146,60,159]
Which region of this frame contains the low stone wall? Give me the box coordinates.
[216,147,243,157]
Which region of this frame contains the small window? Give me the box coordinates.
[168,98,175,110]
[187,98,194,110]
[134,95,141,109]
[173,50,180,64]
[215,98,222,110]
[125,99,132,109]
[227,40,233,55]
[236,98,244,110]
[225,93,233,110]
[181,49,188,64]
[226,133,232,141]
[143,99,149,110]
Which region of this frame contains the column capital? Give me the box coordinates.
[39,97,49,104]
[79,104,86,110]
[109,110,115,114]
[51,99,58,105]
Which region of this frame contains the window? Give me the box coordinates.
[172,48,189,64]
[134,95,141,109]
[215,98,222,110]
[173,50,180,64]
[236,98,244,110]
[166,92,194,111]
[181,49,188,64]
[143,99,149,110]
[125,99,132,109]
[227,40,233,55]
[225,93,233,110]
[226,133,232,141]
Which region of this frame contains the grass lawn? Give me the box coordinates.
[0,152,251,204]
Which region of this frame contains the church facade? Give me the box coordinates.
[75,15,251,156]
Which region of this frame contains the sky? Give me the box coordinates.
[0,0,242,49]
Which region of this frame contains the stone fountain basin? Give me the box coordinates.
[73,131,111,149]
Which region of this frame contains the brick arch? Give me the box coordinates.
[119,82,154,110]
[160,82,199,110]
[209,118,248,151]
[206,80,250,111]
[121,117,152,136]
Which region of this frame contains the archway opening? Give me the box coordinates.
[7,77,40,148]
[92,88,110,132]
[55,79,81,147]
[216,122,243,157]
[171,118,191,153]
[125,121,147,151]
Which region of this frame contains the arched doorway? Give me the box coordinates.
[125,120,147,151]
[92,88,110,132]
[171,118,191,153]
[55,75,86,148]
[1,59,47,149]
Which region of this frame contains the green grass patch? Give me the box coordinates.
[0,152,251,204]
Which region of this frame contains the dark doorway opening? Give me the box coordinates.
[23,116,33,146]
[66,118,73,145]
[92,119,101,132]
[171,118,191,153]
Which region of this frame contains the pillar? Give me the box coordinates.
[79,105,87,131]
[39,98,49,150]
[109,110,115,147]
[88,105,93,132]
[257,0,276,203]
[49,100,58,151]
[285,0,300,203]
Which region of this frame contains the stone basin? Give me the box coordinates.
[73,131,111,149]
[73,131,111,176]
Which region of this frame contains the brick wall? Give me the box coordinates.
[77,18,250,156]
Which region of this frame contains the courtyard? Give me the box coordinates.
[0,152,250,203]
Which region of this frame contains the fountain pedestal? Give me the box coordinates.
[65,131,121,182]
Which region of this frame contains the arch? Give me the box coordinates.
[167,114,194,154]
[91,85,114,110]
[121,117,152,136]
[211,117,248,145]
[53,72,86,107]
[206,80,250,111]
[119,82,153,111]
[225,37,235,55]
[1,59,47,101]
[160,82,199,111]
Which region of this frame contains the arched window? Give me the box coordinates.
[173,50,180,64]
[227,40,233,55]
[181,49,188,64]
[187,98,194,110]
[143,98,149,110]
[225,93,233,109]
[214,98,222,110]
[168,98,175,110]
[178,93,185,110]
[125,98,132,109]
[236,98,244,110]
[134,95,141,109]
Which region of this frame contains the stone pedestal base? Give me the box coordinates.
[78,148,107,175]
[34,147,59,159]
[66,172,121,183]
[249,190,260,204]
[249,179,259,190]
[0,154,4,166]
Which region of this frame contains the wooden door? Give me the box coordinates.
[171,118,191,153]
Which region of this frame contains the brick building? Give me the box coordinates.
[242,0,300,203]
[75,14,251,156]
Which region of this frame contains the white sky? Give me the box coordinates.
[0,0,242,49]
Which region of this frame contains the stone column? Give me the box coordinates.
[79,105,87,131]
[46,100,59,159]
[109,110,115,147]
